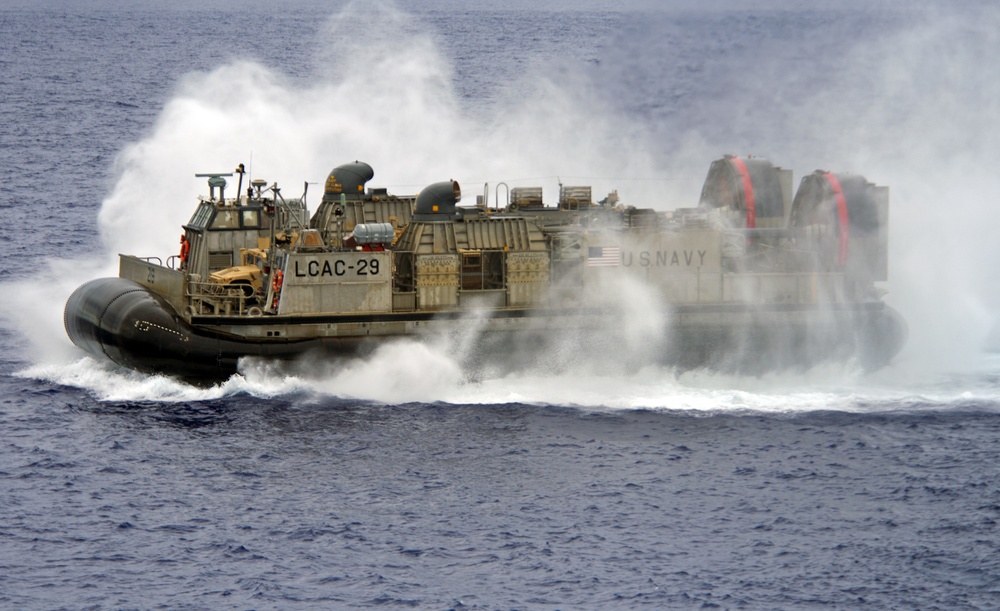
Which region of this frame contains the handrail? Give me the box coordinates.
[494,182,509,212]
[185,280,260,316]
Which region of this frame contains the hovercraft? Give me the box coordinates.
[65,158,907,381]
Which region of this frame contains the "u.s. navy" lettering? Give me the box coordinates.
[621,250,707,267]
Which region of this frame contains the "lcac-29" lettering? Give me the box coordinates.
[293,258,381,277]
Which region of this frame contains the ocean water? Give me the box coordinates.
[2,1,1000,609]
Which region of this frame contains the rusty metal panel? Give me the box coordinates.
[507,251,549,281]
[416,254,459,309]
[506,251,549,306]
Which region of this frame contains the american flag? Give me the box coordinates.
[587,245,620,267]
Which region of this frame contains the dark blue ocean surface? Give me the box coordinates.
[5,383,1000,609]
[3,1,1000,609]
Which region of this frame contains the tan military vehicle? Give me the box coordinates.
[209,248,268,300]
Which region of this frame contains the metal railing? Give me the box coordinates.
[185,280,263,317]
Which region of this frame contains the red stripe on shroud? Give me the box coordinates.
[822,172,850,268]
[729,156,756,229]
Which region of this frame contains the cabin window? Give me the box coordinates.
[211,210,239,229]
[188,202,214,229]
[241,210,259,228]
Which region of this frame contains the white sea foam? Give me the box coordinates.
[18,334,1000,415]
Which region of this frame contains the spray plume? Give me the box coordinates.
[585,3,1000,373]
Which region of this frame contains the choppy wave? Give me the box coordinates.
[21,343,1000,414]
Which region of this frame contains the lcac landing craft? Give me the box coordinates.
[65,157,907,381]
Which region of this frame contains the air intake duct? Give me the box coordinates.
[411,180,462,221]
[322,161,375,202]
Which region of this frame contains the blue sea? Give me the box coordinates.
[3,1,1000,608]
